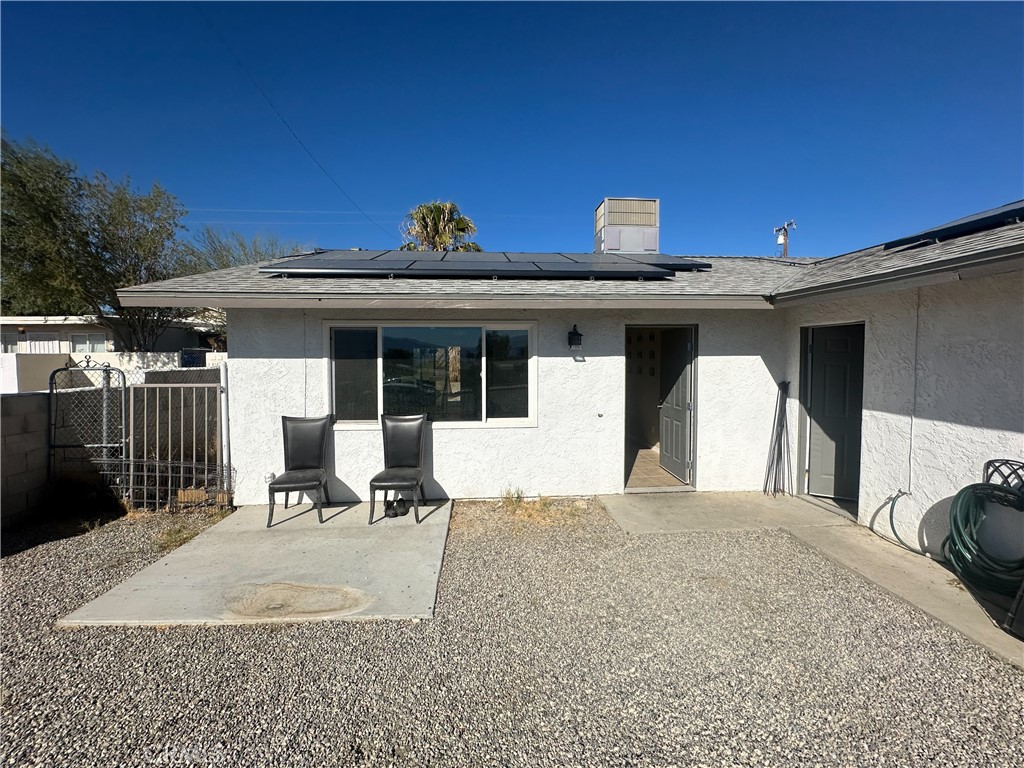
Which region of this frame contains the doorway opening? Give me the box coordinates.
[624,326,695,491]
[800,323,865,503]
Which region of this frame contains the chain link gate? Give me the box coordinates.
[49,356,232,510]
[49,356,127,494]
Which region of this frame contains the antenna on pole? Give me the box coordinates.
[773,220,796,258]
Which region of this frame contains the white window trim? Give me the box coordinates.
[69,332,107,353]
[323,320,538,430]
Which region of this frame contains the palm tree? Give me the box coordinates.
[399,201,483,251]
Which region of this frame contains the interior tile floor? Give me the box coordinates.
[625,446,687,489]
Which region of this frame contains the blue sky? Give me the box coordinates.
[2,1,1021,257]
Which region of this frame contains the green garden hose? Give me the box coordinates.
[941,483,1024,596]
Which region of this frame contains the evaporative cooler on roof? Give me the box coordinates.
[594,198,660,254]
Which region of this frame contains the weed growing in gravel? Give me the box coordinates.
[454,493,589,531]
[501,487,526,511]
[154,509,231,552]
[156,523,203,552]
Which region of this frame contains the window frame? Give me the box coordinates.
[324,320,538,429]
[69,332,106,353]
[1,333,19,353]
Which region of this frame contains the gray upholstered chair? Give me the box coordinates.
[268,415,332,527]
[369,413,426,525]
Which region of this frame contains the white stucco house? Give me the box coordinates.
[118,200,1024,554]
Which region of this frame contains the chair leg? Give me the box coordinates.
[267,490,275,528]
[284,492,289,510]
[368,487,375,525]
[316,485,324,524]
[413,484,420,524]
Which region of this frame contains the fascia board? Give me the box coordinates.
[770,248,1024,307]
[116,292,774,311]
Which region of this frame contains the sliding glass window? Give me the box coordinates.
[331,324,533,424]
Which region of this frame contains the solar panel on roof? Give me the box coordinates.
[883,200,1024,250]
[259,250,712,280]
[504,252,574,263]
[408,261,539,273]
[295,250,388,261]
[374,250,446,261]
[259,258,414,274]
[615,253,712,271]
[440,251,513,262]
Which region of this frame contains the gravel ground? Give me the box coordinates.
[2,499,1023,767]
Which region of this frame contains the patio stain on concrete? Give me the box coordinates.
[223,582,371,621]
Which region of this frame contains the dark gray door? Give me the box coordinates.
[659,328,693,482]
[808,324,864,500]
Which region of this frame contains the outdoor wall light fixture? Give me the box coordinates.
[568,325,583,351]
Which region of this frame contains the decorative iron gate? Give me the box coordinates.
[49,357,232,509]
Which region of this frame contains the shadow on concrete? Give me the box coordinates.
[320,503,362,524]
[266,499,359,529]
[60,500,453,625]
[867,492,1023,640]
[2,479,126,558]
[368,499,449,526]
[957,583,1024,641]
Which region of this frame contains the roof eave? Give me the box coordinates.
[770,247,1024,307]
[115,291,774,311]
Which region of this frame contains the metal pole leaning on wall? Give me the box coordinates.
[220,361,231,493]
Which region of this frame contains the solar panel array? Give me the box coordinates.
[259,250,712,280]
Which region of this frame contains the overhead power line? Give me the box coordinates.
[188,208,407,215]
[193,4,396,243]
[187,220,403,226]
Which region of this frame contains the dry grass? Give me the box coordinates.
[155,523,205,552]
[450,491,595,533]
[153,508,232,552]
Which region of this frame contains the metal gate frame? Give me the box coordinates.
[48,356,128,490]
[127,381,223,508]
[48,356,232,510]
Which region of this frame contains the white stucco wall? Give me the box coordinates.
[225,272,1022,534]
[781,271,1024,554]
[226,306,783,504]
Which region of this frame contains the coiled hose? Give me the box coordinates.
[941,483,1024,595]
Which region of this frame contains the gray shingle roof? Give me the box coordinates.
[117,202,1024,309]
[774,219,1024,298]
[118,255,810,306]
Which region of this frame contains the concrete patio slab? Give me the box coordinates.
[58,500,451,626]
[600,492,1024,670]
[601,490,852,533]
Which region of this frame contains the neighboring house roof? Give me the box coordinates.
[0,315,108,326]
[118,201,1024,311]
[0,314,221,333]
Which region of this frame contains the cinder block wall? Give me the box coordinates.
[2,392,49,529]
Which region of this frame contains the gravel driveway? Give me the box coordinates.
[3,500,1022,767]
